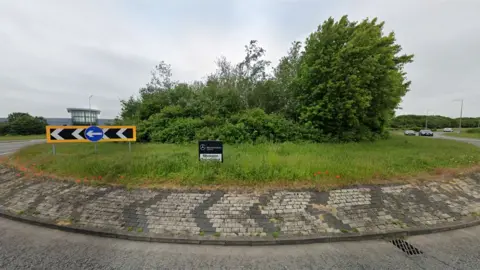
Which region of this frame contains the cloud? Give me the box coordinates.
[0,0,479,118]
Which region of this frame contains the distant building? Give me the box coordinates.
[0,108,114,126]
[67,108,101,125]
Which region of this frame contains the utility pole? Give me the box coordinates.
[88,95,93,126]
[425,110,429,129]
[453,99,463,133]
[459,99,463,133]
[89,95,97,153]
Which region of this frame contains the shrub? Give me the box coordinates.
[0,123,9,135]
[150,118,204,143]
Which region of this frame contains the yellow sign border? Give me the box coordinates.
[46,126,137,143]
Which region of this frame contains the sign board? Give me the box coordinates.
[198,140,223,162]
[46,126,136,143]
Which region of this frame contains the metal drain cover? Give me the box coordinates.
[390,239,423,255]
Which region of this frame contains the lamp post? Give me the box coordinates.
[453,99,463,133]
[425,109,430,129]
[88,95,93,126]
[88,95,97,153]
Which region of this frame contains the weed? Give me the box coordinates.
[137,228,143,233]
[272,232,279,238]
[213,232,221,237]
[127,226,133,232]
[17,210,24,215]
[340,229,349,233]
[199,231,205,236]
[351,228,359,233]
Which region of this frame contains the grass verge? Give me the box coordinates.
[5,135,480,189]
[444,132,480,139]
[0,134,45,141]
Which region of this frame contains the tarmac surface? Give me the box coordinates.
[1,217,479,269]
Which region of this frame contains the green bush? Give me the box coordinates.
[118,16,415,144]
[7,114,47,135]
[150,118,204,143]
[0,123,9,135]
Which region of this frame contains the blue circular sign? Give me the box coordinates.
[85,126,104,142]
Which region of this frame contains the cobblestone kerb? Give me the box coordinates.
[1,166,479,245]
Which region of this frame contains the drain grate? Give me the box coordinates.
[390,239,423,255]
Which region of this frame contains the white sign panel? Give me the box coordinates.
[199,153,222,161]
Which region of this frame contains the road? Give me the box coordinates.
[434,132,480,147]
[0,139,45,156]
[0,217,479,269]
[1,138,480,269]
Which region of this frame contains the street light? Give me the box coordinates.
[453,99,463,133]
[425,109,431,129]
[88,95,93,126]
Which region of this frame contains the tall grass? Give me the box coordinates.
[9,136,480,187]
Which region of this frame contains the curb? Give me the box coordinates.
[1,208,479,246]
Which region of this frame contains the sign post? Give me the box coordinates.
[46,125,136,154]
[198,140,223,162]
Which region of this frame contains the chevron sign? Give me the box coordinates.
[46,126,136,143]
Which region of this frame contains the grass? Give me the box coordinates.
[444,132,480,139]
[6,135,480,188]
[0,134,45,141]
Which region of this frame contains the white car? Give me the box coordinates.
[443,128,453,132]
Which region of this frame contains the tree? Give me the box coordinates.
[7,114,47,135]
[0,123,9,136]
[117,16,415,143]
[139,61,176,97]
[295,16,413,141]
[7,112,30,123]
[273,41,303,118]
[235,40,271,109]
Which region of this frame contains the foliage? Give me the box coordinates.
[392,115,480,129]
[0,123,9,136]
[294,16,413,142]
[7,112,30,123]
[1,112,47,135]
[118,16,414,143]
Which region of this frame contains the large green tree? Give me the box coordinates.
[7,113,47,135]
[294,16,413,141]
[118,16,416,144]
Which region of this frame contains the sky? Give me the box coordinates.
[1,0,479,119]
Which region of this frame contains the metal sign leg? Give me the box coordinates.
[128,142,132,153]
[52,144,56,155]
[94,143,97,153]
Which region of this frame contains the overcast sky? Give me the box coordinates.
[1,0,479,119]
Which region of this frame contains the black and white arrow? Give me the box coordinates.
[72,129,83,140]
[51,129,64,140]
[102,128,109,139]
[116,128,127,139]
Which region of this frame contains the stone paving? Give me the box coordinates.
[0,166,480,240]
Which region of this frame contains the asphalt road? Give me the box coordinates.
[434,132,480,147]
[1,137,480,269]
[0,139,45,156]
[0,217,479,270]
